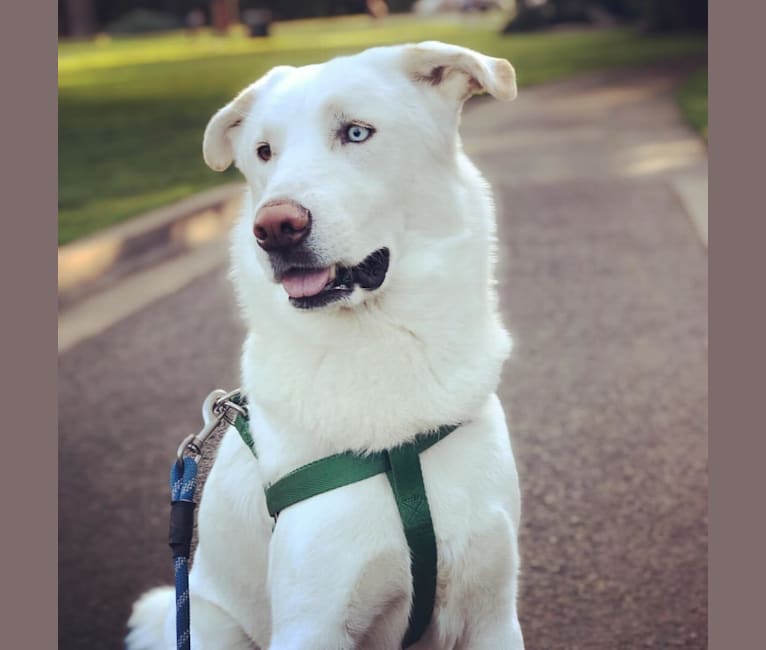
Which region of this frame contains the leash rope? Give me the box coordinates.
[169,457,197,650]
[170,389,248,650]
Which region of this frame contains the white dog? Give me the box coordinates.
[127,41,523,650]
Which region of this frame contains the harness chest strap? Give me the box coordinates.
[235,410,458,649]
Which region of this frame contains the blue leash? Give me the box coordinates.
[169,389,247,650]
[169,458,198,650]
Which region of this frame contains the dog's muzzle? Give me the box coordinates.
[276,247,390,310]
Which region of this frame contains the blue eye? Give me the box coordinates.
[345,124,374,143]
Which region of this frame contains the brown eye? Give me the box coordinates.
[257,143,272,162]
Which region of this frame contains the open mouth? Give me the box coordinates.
[280,247,390,310]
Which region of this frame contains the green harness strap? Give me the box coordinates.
[235,415,458,648]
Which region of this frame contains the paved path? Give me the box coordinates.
[59,64,707,649]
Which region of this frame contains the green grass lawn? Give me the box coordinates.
[677,65,707,140]
[59,13,706,245]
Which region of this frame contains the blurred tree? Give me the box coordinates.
[640,0,707,32]
[59,0,424,34]
[505,0,707,33]
[589,0,707,31]
[385,0,418,12]
[214,0,416,20]
[81,0,209,33]
[211,0,240,33]
[244,0,364,20]
[366,0,390,19]
[61,0,96,36]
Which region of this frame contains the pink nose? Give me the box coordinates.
[253,200,311,251]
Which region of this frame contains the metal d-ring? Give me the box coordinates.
[213,388,246,418]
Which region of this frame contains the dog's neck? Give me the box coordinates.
[239,266,510,482]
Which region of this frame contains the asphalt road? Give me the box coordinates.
[59,64,708,650]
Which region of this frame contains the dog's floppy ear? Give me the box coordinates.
[203,66,294,172]
[203,85,258,172]
[402,41,517,104]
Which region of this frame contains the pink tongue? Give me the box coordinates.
[281,267,332,298]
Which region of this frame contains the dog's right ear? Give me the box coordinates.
[203,66,294,172]
[202,85,257,172]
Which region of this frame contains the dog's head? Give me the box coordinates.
[204,42,516,331]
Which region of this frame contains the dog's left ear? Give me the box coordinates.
[402,41,517,104]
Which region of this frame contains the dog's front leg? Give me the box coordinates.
[187,592,259,650]
[453,509,525,650]
[266,539,358,650]
[456,610,524,650]
[266,480,411,650]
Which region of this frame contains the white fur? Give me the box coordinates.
[127,42,523,649]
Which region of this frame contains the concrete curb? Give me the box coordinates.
[58,182,244,310]
[670,169,708,247]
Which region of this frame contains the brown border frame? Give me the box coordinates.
[1,0,58,647]
[709,1,765,649]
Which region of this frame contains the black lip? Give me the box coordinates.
[289,286,353,310]
[352,247,390,290]
[288,247,390,310]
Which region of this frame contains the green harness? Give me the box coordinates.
[232,405,458,648]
